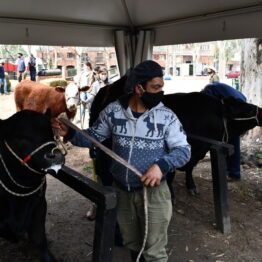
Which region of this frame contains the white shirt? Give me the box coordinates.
[74,70,94,89]
[86,80,106,104]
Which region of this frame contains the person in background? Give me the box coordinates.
[207,65,220,84]
[0,61,8,95]
[201,82,246,181]
[52,60,191,262]
[28,54,37,81]
[16,53,27,82]
[93,65,101,82]
[73,62,95,122]
[84,67,110,108]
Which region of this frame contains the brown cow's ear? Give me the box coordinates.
[55,86,65,93]
[79,86,90,92]
[44,108,52,118]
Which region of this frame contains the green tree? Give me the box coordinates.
[0,45,28,62]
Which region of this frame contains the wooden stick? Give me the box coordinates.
[59,118,143,178]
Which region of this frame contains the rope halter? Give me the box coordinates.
[0,139,63,197]
[233,106,260,125]
[221,100,260,142]
[4,140,58,175]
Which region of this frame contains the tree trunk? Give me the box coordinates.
[75,47,83,74]
[240,38,262,140]
[217,41,226,80]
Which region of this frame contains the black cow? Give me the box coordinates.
[163,92,262,195]
[0,110,65,261]
[90,77,262,196]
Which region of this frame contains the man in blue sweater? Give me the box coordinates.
[202,82,246,181]
[16,53,27,82]
[53,60,191,262]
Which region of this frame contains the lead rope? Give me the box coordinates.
[53,131,68,156]
[0,150,46,197]
[59,118,148,262]
[0,175,45,197]
[221,99,229,143]
[0,152,31,189]
[0,140,58,197]
[233,106,260,125]
[221,101,260,142]
[4,141,57,175]
[81,102,86,130]
[222,117,229,143]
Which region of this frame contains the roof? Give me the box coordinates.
[1,0,262,46]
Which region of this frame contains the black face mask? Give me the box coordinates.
[141,91,164,109]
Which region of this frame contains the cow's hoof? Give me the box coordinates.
[188,188,199,196]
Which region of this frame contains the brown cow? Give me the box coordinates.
[15,80,89,119]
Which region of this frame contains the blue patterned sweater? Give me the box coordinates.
[67,95,191,191]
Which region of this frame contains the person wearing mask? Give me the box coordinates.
[207,65,220,84]
[73,62,95,123]
[0,61,8,95]
[93,65,101,82]
[16,53,27,82]
[28,54,37,81]
[52,60,191,262]
[201,82,246,181]
[84,67,110,107]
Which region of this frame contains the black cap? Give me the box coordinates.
[94,66,100,72]
[125,60,163,93]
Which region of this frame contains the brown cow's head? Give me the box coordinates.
[55,83,89,112]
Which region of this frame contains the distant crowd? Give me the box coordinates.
[0,52,37,95]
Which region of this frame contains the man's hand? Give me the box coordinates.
[51,118,69,137]
[141,164,163,187]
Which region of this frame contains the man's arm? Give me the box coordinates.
[52,105,112,148]
[140,115,191,187]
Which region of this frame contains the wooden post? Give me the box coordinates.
[210,145,231,235]
[51,165,117,262]
[188,134,233,234]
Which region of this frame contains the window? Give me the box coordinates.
[109,53,116,59]
[96,52,104,63]
[81,53,89,62]
[67,52,75,59]
[200,44,210,50]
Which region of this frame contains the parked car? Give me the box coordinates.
[37,68,62,76]
[225,71,240,78]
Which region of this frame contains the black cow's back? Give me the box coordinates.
[163,92,225,141]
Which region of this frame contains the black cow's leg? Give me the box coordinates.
[166,172,176,206]
[185,168,199,195]
[28,196,56,262]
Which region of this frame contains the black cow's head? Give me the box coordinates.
[223,97,262,137]
[0,109,65,179]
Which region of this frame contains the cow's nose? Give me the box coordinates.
[68,104,76,111]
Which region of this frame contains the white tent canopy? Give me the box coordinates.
[1,0,262,46]
[1,0,262,73]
